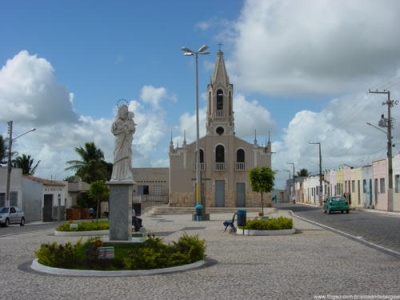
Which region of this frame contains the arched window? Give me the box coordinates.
[216,145,225,162]
[217,89,224,110]
[236,149,245,162]
[236,149,245,170]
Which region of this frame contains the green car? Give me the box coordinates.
[323,196,350,214]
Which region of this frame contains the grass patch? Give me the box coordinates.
[35,233,206,271]
[56,220,109,232]
[241,216,293,230]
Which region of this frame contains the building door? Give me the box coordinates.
[43,194,53,222]
[236,183,246,207]
[215,180,225,207]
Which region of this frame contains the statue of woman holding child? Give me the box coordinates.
[110,103,136,183]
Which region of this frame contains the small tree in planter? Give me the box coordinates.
[89,181,109,225]
[249,167,275,215]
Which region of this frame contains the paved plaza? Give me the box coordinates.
[1,209,400,300]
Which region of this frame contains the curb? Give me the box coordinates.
[31,259,206,277]
[54,230,109,236]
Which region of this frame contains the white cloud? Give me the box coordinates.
[0,51,78,124]
[229,0,400,96]
[0,51,170,180]
[140,85,176,109]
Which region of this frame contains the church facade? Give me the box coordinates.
[169,50,272,208]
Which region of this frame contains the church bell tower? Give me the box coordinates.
[206,49,235,137]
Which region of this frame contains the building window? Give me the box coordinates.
[351,180,355,193]
[236,149,245,170]
[10,192,18,206]
[363,179,367,193]
[217,89,224,110]
[138,185,149,195]
[215,145,225,170]
[236,149,245,162]
[216,145,225,162]
[153,185,162,196]
[380,178,385,194]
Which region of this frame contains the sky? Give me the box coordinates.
[1,0,400,189]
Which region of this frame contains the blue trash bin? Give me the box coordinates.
[236,209,247,227]
[195,203,203,221]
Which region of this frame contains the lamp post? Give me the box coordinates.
[366,120,394,211]
[309,142,323,206]
[286,163,295,203]
[284,169,291,202]
[5,121,36,207]
[181,45,210,220]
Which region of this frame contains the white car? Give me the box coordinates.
[0,206,25,227]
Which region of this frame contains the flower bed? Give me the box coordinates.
[237,216,295,236]
[34,234,206,272]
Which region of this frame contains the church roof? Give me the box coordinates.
[211,50,230,87]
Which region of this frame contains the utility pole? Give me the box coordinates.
[310,142,323,205]
[369,89,397,212]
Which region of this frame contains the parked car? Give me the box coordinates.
[323,196,350,214]
[0,206,25,227]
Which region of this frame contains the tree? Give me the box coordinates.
[12,154,41,175]
[88,181,109,223]
[249,166,276,214]
[297,168,310,177]
[65,142,109,183]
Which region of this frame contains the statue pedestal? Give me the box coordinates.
[106,181,134,241]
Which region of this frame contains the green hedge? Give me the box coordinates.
[56,221,109,232]
[35,233,206,271]
[243,216,293,230]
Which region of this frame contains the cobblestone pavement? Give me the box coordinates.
[1,209,400,300]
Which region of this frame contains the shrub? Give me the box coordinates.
[243,216,293,230]
[124,233,206,270]
[35,233,206,271]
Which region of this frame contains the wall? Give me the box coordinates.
[22,177,43,222]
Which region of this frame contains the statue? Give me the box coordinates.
[110,104,136,182]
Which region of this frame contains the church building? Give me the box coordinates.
[169,49,272,208]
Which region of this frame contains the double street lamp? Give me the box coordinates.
[5,121,36,207]
[181,45,210,219]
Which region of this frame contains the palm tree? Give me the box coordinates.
[65,142,108,183]
[12,154,41,175]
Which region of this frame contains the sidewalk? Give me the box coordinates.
[1,209,400,300]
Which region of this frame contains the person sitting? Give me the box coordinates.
[132,208,143,232]
[89,207,95,219]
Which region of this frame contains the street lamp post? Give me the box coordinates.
[284,169,291,202]
[181,45,210,220]
[309,142,323,206]
[287,163,295,203]
[5,121,36,207]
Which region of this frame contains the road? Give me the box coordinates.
[2,205,400,257]
[0,221,62,237]
[277,203,400,255]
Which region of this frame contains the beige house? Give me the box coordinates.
[169,50,272,208]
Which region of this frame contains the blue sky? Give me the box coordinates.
[1,0,400,189]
